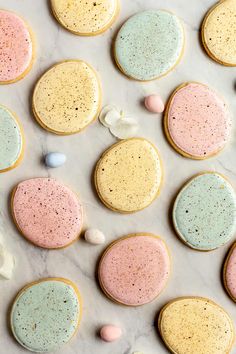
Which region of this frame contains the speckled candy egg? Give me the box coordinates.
[145,94,165,113]
[224,242,236,301]
[165,82,231,159]
[173,172,236,251]
[11,178,83,249]
[95,138,163,213]
[98,233,170,306]
[10,278,82,353]
[100,325,122,342]
[158,297,235,354]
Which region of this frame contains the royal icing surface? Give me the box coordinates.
[11,279,81,353]
[115,10,184,81]
[173,173,236,251]
[12,178,83,249]
[99,234,170,306]
[33,61,101,134]
[159,297,235,354]
[0,106,23,172]
[224,243,236,300]
[166,83,231,159]
[0,10,33,83]
[51,0,119,35]
[95,138,162,213]
[202,0,236,65]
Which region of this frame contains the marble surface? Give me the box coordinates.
[0,1,236,353]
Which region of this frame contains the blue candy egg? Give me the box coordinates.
[45,152,66,168]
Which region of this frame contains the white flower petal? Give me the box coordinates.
[99,105,118,127]
[104,109,121,126]
[110,118,139,139]
[0,244,15,279]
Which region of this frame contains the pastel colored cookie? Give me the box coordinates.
[0,10,34,84]
[95,138,163,213]
[114,10,184,81]
[165,82,231,159]
[202,0,236,66]
[0,105,24,172]
[98,233,170,306]
[11,278,82,352]
[158,297,235,354]
[33,60,101,135]
[51,0,119,36]
[224,242,236,301]
[173,172,236,251]
[11,178,83,249]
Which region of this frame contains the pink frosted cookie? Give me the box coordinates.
[11,178,83,249]
[165,82,231,159]
[98,233,170,306]
[224,243,236,301]
[0,10,34,84]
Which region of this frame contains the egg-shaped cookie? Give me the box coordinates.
[11,278,82,353]
[114,10,184,81]
[95,138,163,213]
[165,82,231,159]
[173,172,236,251]
[0,10,34,84]
[32,60,101,135]
[158,297,235,354]
[224,242,236,302]
[0,105,24,172]
[98,233,170,306]
[51,0,120,36]
[202,0,236,66]
[11,178,83,249]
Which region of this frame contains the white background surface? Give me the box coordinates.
[0,0,236,353]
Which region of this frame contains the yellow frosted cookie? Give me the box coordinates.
[94,138,163,213]
[32,60,102,135]
[158,297,235,354]
[51,0,120,36]
[202,0,236,66]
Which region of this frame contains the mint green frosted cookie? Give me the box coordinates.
[114,10,184,81]
[11,278,82,352]
[173,172,236,251]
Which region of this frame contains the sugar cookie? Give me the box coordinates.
[114,10,184,81]
[0,105,24,172]
[11,278,82,353]
[95,138,163,213]
[51,0,120,36]
[224,242,236,302]
[32,60,101,135]
[0,10,34,84]
[158,297,235,354]
[11,178,83,249]
[98,233,170,306]
[164,82,231,159]
[202,0,236,66]
[173,172,236,251]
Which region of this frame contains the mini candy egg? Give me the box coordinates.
[100,325,122,342]
[84,229,105,245]
[144,95,165,113]
[45,152,66,168]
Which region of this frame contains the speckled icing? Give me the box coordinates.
[173,173,236,251]
[51,0,119,35]
[95,138,162,213]
[0,106,23,171]
[0,10,33,83]
[159,297,235,354]
[166,83,231,159]
[99,234,170,306]
[115,10,184,81]
[12,178,83,249]
[11,279,81,352]
[33,61,101,134]
[202,0,236,65]
[224,243,236,300]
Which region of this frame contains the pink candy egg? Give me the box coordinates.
[100,325,122,342]
[145,94,165,113]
